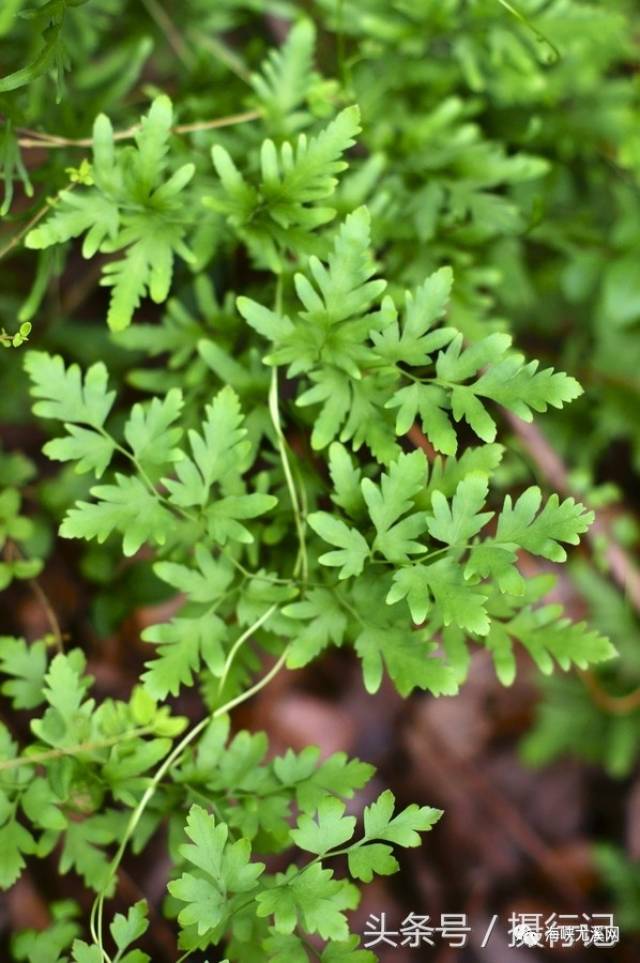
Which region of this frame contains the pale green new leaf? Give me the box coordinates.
[250,19,317,126]
[142,612,228,699]
[347,844,398,883]
[321,937,375,962]
[212,107,361,269]
[130,94,173,197]
[348,790,442,881]
[297,369,352,451]
[362,789,442,847]
[153,545,234,603]
[361,450,428,561]
[0,637,47,709]
[464,543,525,595]
[283,588,347,667]
[26,97,195,330]
[426,474,493,546]
[496,486,594,562]
[387,558,490,633]
[169,805,265,936]
[435,332,582,442]
[386,383,457,454]
[273,747,373,812]
[425,444,504,499]
[307,512,369,579]
[371,268,455,365]
[57,819,115,895]
[205,492,278,545]
[25,190,119,256]
[110,900,149,956]
[71,942,103,963]
[507,603,617,676]
[29,651,93,748]
[354,625,458,696]
[100,215,194,332]
[256,862,358,941]
[472,355,583,420]
[44,425,115,478]
[239,207,390,383]
[291,797,356,855]
[260,105,361,213]
[163,386,250,507]
[25,351,116,476]
[0,821,36,889]
[25,351,115,427]
[328,442,364,517]
[123,388,184,473]
[60,474,174,556]
[437,332,512,383]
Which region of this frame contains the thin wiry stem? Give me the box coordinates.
[90,644,290,955]
[16,109,261,149]
[26,577,63,650]
[216,603,279,700]
[4,540,64,650]
[495,0,561,63]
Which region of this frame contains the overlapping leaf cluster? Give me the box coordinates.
[0,635,441,959]
[0,643,183,893]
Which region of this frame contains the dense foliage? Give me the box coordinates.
[1,1,639,959]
